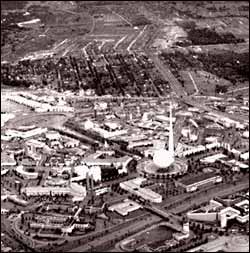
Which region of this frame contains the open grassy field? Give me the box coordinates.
[1,2,92,62]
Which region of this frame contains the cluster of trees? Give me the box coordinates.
[1,76,33,87]
[186,27,244,45]
[215,84,228,93]
[197,51,249,83]
[160,50,249,85]
[132,15,151,26]
[111,183,127,195]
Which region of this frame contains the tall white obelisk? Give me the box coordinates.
[153,102,175,169]
[168,102,174,159]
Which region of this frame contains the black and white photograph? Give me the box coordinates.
[1,1,249,252]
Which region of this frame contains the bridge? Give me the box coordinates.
[145,205,170,219]
[145,205,183,231]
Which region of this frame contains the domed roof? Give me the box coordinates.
[84,120,94,130]
[153,149,174,168]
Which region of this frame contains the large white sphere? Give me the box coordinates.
[84,120,94,130]
[153,149,174,168]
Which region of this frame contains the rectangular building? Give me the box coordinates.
[120,177,162,203]
[177,173,223,192]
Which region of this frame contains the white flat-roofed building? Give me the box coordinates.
[104,122,121,131]
[228,160,248,169]
[240,152,249,161]
[179,142,222,158]
[121,135,147,143]
[50,105,74,113]
[7,94,49,110]
[177,173,222,192]
[188,107,200,112]
[45,178,67,187]
[1,208,9,214]
[201,153,227,164]
[22,186,70,196]
[128,140,153,149]
[108,199,142,216]
[84,120,127,139]
[72,164,101,182]
[1,168,9,176]
[205,112,245,129]
[45,131,61,141]
[234,199,249,224]
[81,154,133,174]
[176,111,193,117]
[180,145,206,157]
[220,207,241,228]
[25,139,49,160]
[120,177,162,203]
[21,183,86,201]
[1,135,13,141]
[7,93,73,112]
[95,186,111,196]
[187,198,249,228]
[5,127,47,139]
[242,131,249,139]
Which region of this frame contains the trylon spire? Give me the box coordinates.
[168,102,174,157]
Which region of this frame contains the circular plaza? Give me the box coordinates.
[137,158,187,178]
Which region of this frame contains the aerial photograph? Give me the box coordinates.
[1,1,249,252]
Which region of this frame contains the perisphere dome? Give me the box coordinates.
[153,149,174,168]
[84,120,94,130]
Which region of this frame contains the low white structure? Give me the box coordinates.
[1,208,9,214]
[205,112,246,129]
[72,164,101,182]
[5,127,47,139]
[177,173,222,192]
[120,177,162,203]
[200,153,227,164]
[45,131,61,141]
[1,168,9,176]
[81,152,133,175]
[228,160,248,169]
[179,142,222,158]
[108,199,142,216]
[21,183,86,202]
[187,198,249,228]
[25,139,49,160]
[84,120,127,139]
[240,152,249,161]
[242,131,249,139]
[17,18,41,27]
[7,94,74,113]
